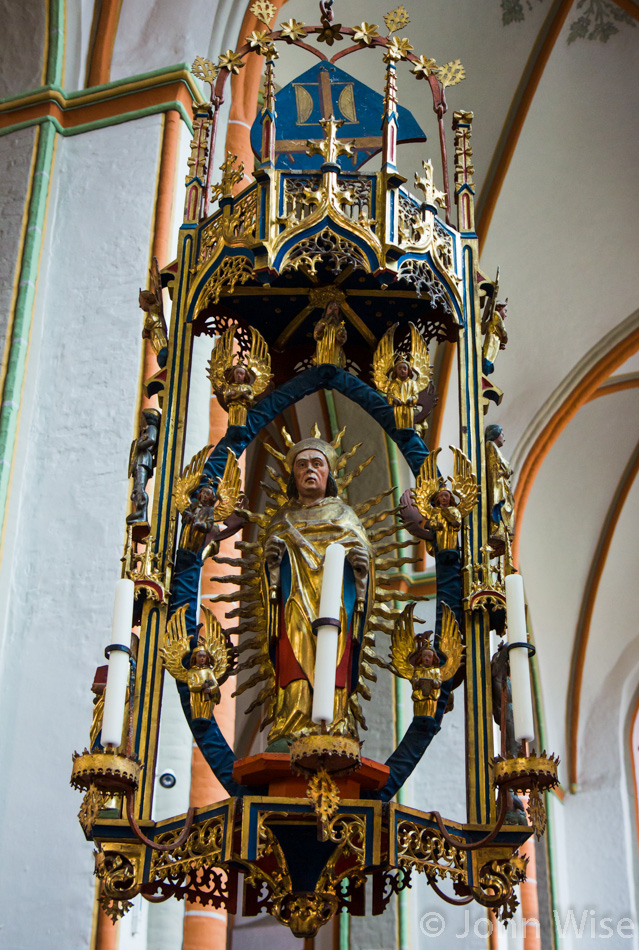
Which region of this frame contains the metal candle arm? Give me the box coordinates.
[427,876,474,906]
[428,788,510,852]
[125,787,197,852]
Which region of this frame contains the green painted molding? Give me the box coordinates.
[0,63,204,110]
[46,0,65,88]
[0,101,194,141]
[0,122,56,541]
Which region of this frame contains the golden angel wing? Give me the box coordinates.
[409,322,433,387]
[214,449,242,521]
[372,323,397,395]
[160,605,190,683]
[449,445,478,518]
[413,447,444,518]
[438,603,463,681]
[207,324,237,393]
[246,327,272,398]
[150,256,163,315]
[175,444,214,512]
[200,605,232,683]
[390,602,418,681]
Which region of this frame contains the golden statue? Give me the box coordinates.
[139,256,168,367]
[485,424,515,555]
[390,603,462,716]
[207,323,272,426]
[414,446,478,553]
[312,300,347,368]
[176,447,242,553]
[225,424,415,750]
[373,322,433,429]
[481,273,508,376]
[161,603,233,721]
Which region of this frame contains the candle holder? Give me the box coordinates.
[492,751,559,838]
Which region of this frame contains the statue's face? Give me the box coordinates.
[232,364,249,383]
[293,449,330,503]
[494,431,505,447]
[194,650,207,667]
[395,361,410,380]
[436,489,453,508]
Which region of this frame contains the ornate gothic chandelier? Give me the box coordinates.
[71,1,558,938]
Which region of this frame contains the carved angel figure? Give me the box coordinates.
[481,293,508,377]
[161,604,233,721]
[413,447,478,554]
[176,447,242,554]
[207,324,272,426]
[139,256,168,368]
[390,602,462,717]
[373,323,433,430]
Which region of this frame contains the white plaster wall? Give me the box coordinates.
[111,0,247,84]
[519,389,639,771]
[0,0,46,97]
[481,18,639,452]
[0,114,163,950]
[0,127,36,365]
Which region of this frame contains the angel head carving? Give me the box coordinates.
[390,603,463,717]
[413,447,478,553]
[161,604,235,721]
[373,323,434,430]
[207,323,272,426]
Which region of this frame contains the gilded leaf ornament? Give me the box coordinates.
[192,56,218,87]
[384,5,411,33]
[249,0,277,27]
[436,59,466,87]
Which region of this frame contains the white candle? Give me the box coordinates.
[101,578,135,748]
[505,573,535,743]
[312,543,346,725]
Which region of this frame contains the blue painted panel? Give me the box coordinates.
[250,61,425,171]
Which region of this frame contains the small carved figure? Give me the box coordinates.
[481,297,508,376]
[491,644,527,825]
[139,257,168,368]
[176,448,242,553]
[312,300,347,368]
[161,604,234,721]
[207,324,272,426]
[182,482,216,534]
[126,409,161,526]
[412,447,478,554]
[485,424,515,555]
[390,603,462,717]
[373,323,433,430]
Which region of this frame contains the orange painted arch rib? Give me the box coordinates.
[513,325,639,563]
[86,0,123,88]
[566,440,639,789]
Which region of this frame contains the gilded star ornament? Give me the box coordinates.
[192,56,218,87]
[383,35,414,62]
[317,22,343,45]
[246,29,278,57]
[411,54,438,79]
[280,18,307,42]
[218,49,245,74]
[352,22,380,45]
[437,59,466,87]
[384,5,411,33]
[249,0,277,27]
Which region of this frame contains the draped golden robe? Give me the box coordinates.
[387,376,420,429]
[263,496,372,745]
[485,440,515,543]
